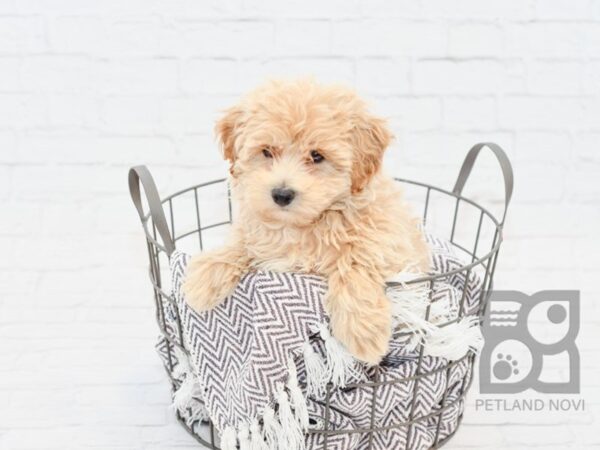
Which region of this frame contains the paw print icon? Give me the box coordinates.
[493,353,520,380]
[479,290,580,394]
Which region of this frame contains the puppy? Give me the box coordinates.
[184,79,429,365]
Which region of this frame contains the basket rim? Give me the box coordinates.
[131,142,513,450]
[140,176,503,286]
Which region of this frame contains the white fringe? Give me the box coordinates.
[422,315,483,360]
[386,272,483,360]
[171,347,209,422]
[250,418,267,450]
[287,357,309,430]
[172,372,196,410]
[238,422,251,450]
[302,342,327,397]
[171,348,195,408]
[220,426,238,450]
[261,406,281,450]
[318,323,359,388]
[248,360,311,450]
[386,275,436,338]
[275,383,305,450]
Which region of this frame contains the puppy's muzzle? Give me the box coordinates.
[271,187,295,207]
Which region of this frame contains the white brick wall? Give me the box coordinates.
[1,1,599,448]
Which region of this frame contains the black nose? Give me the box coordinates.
[271,187,296,207]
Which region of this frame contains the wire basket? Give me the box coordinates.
[129,143,513,450]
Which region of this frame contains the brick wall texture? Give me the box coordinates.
[1,1,599,449]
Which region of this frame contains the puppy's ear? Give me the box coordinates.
[215,106,243,175]
[350,113,392,193]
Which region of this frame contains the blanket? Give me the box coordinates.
[156,234,483,450]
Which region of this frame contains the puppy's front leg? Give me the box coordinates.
[183,235,249,312]
[326,267,391,365]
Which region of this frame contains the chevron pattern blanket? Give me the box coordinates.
[156,235,483,450]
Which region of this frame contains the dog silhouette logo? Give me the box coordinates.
[479,290,580,394]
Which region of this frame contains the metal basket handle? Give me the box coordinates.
[128,165,176,256]
[452,142,514,225]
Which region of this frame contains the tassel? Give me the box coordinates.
[319,323,358,388]
[386,276,434,335]
[262,406,281,450]
[172,374,195,411]
[275,383,304,450]
[171,348,194,410]
[184,396,210,423]
[171,372,209,422]
[302,342,327,397]
[171,347,207,419]
[238,423,251,450]
[250,418,267,450]
[424,315,483,360]
[220,426,238,450]
[287,357,309,430]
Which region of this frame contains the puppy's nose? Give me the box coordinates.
[271,187,296,207]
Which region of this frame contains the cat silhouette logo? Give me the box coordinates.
[480,290,580,394]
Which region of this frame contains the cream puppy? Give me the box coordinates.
[184,79,429,364]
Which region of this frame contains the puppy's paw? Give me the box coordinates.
[330,296,392,365]
[183,252,240,312]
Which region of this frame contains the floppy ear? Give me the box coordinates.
[349,113,392,193]
[215,106,243,175]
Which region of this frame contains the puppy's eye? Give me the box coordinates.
[310,150,324,163]
[262,148,273,158]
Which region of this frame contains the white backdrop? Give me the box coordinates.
[1,1,600,449]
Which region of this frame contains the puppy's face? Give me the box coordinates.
[216,80,392,227]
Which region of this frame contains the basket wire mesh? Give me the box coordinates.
[129,143,513,450]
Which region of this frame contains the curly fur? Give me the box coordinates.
[184,79,429,365]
